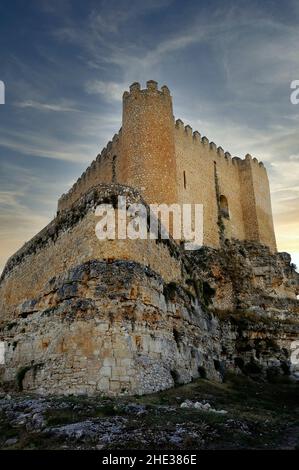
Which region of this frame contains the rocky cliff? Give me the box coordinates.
[0,237,298,395]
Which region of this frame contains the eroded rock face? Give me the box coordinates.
[0,246,298,396]
[186,240,299,383]
[187,240,299,315]
[0,261,220,395]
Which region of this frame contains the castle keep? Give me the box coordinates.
[59,80,276,251]
[0,81,298,396]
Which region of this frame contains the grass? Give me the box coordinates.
[0,374,298,450]
[45,404,119,426]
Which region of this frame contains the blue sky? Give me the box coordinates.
[0,0,298,271]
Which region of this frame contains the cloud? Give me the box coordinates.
[0,132,95,162]
[0,108,121,163]
[15,100,79,112]
[85,80,125,102]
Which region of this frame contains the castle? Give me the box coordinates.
[58,80,276,251]
[0,81,298,396]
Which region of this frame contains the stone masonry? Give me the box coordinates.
[58,81,276,251]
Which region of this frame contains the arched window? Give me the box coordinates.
[220,195,229,219]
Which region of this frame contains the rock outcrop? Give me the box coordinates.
[0,239,298,395]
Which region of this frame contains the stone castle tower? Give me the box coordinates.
[58,80,276,251]
[0,81,297,397]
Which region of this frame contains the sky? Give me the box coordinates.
[0,0,298,272]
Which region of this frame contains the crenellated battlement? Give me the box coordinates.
[173,116,266,170]
[123,80,171,103]
[58,128,122,212]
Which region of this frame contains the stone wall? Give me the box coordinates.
[248,157,277,251]
[174,123,277,251]
[0,256,298,396]
[174,122,245,247]
[0,185,183,323]
[58,131,122,212]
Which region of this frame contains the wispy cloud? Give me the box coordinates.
[15,100,80,112]
[85,80,125,102]
[0,131,95,162]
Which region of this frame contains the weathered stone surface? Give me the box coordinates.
[0,185,183,323]
[0,249,298,396]
[188,240,299,313]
